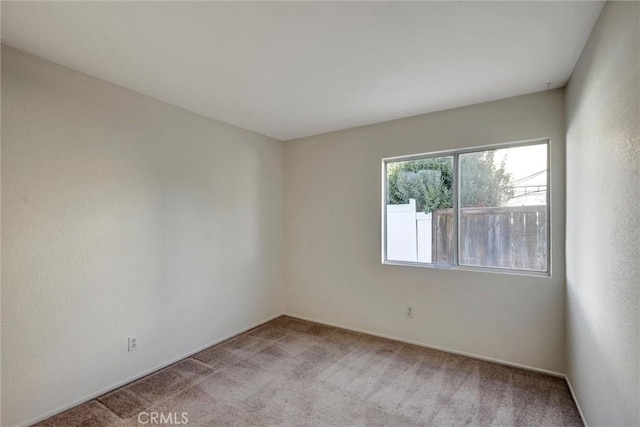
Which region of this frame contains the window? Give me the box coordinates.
[383,139,549,274]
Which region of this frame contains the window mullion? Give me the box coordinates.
[453,153,460,267]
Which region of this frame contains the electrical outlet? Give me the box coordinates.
[128,337,138,352]
[406,307,414,318]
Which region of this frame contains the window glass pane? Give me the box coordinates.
[386,156,454,264]
[459,144,548,271]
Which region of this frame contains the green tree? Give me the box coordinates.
[388,157,453,213]
[459,151,513,208]
[387,152,513,213]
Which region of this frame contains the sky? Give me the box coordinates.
[492,143,548,206]
[492,143,548,186]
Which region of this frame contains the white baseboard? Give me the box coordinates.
[284,312,565,378]
[564,375,588,427]
[21,313,283,427]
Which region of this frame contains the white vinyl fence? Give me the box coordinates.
[386,199,432,263]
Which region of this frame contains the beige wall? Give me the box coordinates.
[4,5,639,424]
[284,89,567,373]
[1,46,284,426]
[566,2,640,426]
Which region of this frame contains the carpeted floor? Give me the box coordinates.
[36,316,583,426]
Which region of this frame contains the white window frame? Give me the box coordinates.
[381,138,551,277]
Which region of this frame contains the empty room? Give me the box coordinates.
[1,1,638,426]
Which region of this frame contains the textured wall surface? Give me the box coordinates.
[565,2,640,426]
[284,89,567,373]
[1,46,284,426]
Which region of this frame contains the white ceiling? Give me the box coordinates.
[2,1,604,141]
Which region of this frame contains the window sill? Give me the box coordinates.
[382,260,551,278]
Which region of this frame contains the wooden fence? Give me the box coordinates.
[432,206,547,271]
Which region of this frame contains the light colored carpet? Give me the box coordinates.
[35,316,582,426]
